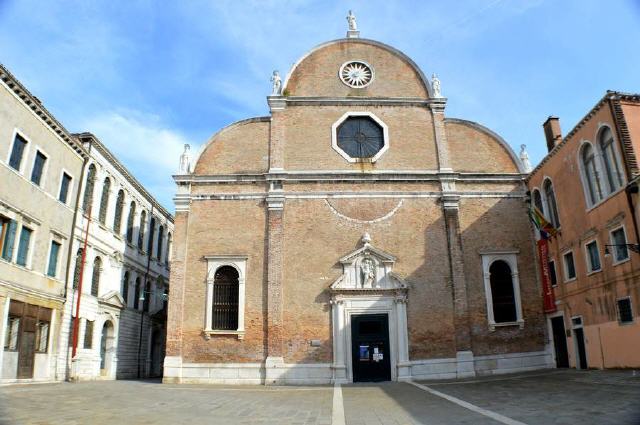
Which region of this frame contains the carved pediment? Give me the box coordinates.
[99,290,125,309]
[331,233,408,292]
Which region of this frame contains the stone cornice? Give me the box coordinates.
[284,96,433,107]
[175,171,525,185]
[76,132,174,222]
[0,63,87,159]
[527,90,640,181]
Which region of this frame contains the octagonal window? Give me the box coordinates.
[331,112,389,163]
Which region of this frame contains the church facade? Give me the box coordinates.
[164,27,551,384]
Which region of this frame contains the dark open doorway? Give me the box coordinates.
[550,316,569,368]
[351,314,391,382]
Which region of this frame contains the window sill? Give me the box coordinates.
[618,320,635,326]
[586,269,602,276]
[611,257,631,267]
[202,329,245,340]
[564,277,577,284]
[489,320,524,331]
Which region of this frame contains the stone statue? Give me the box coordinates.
[346,10,357,31]
[431,73,442,98]
[270,70,282,95]
[361,257,376,288]
[179,144,192,174]
[520,144,533,173]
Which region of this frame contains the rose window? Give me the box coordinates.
[339,61,374,88]
[337,117,384,158]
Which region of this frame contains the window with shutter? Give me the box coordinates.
[16,226,32,267]
[9,134,28,171]
[138,211,146,250]
[98,178,111,225]
[126,202,136,243]
[82,164,97,211]
[59,172,72,203]
[91,257,101,296]
[47,240,61,277]
[1,218,17,261]
[113,190,124,233]
[73,248,83,288]
[30,151,47,186]
[84,320,94,349]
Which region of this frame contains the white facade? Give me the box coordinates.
[61,134,173,380]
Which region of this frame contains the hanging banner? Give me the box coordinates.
[537,239,557,313]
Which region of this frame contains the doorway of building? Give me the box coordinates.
[100,321,114,375]
[573,327,588,369]
[550,316,569,368]
[351,314,391,382]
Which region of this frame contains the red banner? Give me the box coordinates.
[537,239,557,313]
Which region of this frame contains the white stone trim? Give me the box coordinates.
[608,224,631,265]
[481,253,524,331]
[203,255,247,339]
[331,112,389,163]
[325,198,403,224]
[6,128,32,175]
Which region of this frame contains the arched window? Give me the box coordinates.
[91,256,102,296]
[126,201,136,243]
[489,260,517,323]
[598,127,624,193]
[73,248,83,289]
[147,216,156,255]
[98,177,111,224]
[134,277,141,309]
[543,179,560,228]
[138,210,147,250]
[122,271,130,305]
[165,233,172,264]
[143,280,151,312]
[532,189,544,214]
[157,225,164,262]
[82,164,97,212]
[212,266,239,330]
[113,190,125,234]
[581,143,603,205]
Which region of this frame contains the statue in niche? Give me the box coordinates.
[520,144,533,172]
[346,10,357,31]
[178,144,192,174]
[360,257,376,288]
[270,70,282,95]
[431,73,442,98]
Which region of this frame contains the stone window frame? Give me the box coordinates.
[608,224,631,266]
[57,168,75,206]
[480,251,524,331]
[203,255,247,340]
[331,112,389,163]
[583,238,602,275]
[6,128,32,175]
[562,249,577,282]
[29,146,49,188]
[45,232,64,279]
[596,124,625,194]
[541,177,561,229]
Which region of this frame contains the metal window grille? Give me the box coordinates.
[212,266,239,330]
[98,178,111,224]
[617,298,633,323]
[91,257,101,296]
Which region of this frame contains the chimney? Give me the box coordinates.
[543,116,562,152]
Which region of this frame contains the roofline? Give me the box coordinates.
[0,63,87,158]
[74,132,174,222]
[527,90,640,180]
[281,38,433,98]
[190,116,271,170]
[444,117,525,174]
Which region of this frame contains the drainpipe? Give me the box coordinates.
[137,204,154,379]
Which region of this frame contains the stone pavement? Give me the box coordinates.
[0,370,638,424]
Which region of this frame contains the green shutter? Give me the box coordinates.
[2,220,17,261]
[47,241,60,277]
[16,227,32,266]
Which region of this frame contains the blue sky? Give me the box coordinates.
[0,0,638,210]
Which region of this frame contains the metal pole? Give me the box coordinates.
[137,205,154,379]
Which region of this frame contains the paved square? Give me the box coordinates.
[0,370,638,424]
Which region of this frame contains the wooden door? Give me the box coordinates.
[17,317,36,379]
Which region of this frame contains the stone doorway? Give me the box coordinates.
[351,314,391,382]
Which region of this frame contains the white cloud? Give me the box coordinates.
[80,109,196,210]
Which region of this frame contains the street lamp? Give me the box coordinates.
[604,244,640,257]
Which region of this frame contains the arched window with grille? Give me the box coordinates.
[126,201,136,243]
[598,127,624,193]
[543,179,560,228]
[138,210,147,250]
[147,216,156,256]
[113,190,125,234]
[532,188,544,214]
[82,164,97,212]
[581,143,603,205]
[122,271,130,305]
[489,260,517,323]
[73,248,83,289]
[212,266,239,330]
[157,225,164,262]
[134,277,141,309]
[98,177,111,225]
[91,256,102,297]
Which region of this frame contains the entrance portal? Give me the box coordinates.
[550,316,569,368]
[351,314,391,382]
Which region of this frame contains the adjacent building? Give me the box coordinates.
[62,133,174,380]
[527,92,640,369]
[165,26,551,385]
[0,63,173,383]
[0,64,87,383]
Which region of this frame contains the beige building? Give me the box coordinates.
[165,27,551,385]
[527,92,640,370]
[0,64,87,383]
